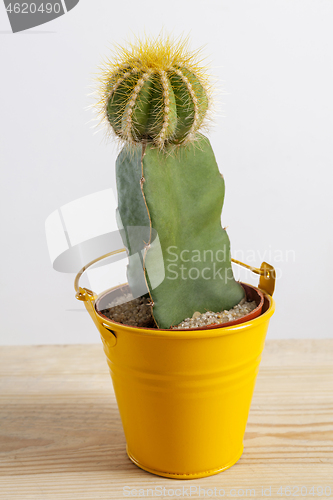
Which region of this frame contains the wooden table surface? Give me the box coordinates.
[0,340,332,499]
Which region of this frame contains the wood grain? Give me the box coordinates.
[0,341,332,499]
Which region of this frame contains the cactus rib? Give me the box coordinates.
[123,70,153,143]
[173,67,200,143]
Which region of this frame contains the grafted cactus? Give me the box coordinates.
[105,65,208,148]
[97,35,211,148]
[97,35,245,328]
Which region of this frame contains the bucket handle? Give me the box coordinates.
[74,249,275,308]
[231,259,276,297]
[74,251,275,344]
[74,248,127,347]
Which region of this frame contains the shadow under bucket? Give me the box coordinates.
[75,253,275,479]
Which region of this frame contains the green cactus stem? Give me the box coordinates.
[116,134,245,328]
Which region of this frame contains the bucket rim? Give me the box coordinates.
[94,283,275,340]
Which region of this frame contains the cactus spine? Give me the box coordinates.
[97,35,245,328]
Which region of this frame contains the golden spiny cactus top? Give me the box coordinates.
[96,35,213,149]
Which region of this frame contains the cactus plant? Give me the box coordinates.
[97,35,245,329]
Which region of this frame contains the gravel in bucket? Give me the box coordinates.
[99,293,257,329]
[100,293,156,328]
[174,298,256,329]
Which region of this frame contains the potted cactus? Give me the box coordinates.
[75,34,275,478]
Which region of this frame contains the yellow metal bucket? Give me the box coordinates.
[75,253,275,479]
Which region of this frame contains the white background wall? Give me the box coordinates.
[1,0,332,344]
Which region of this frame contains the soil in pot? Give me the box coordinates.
[100,293,156,328]
[97,283,263,330]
